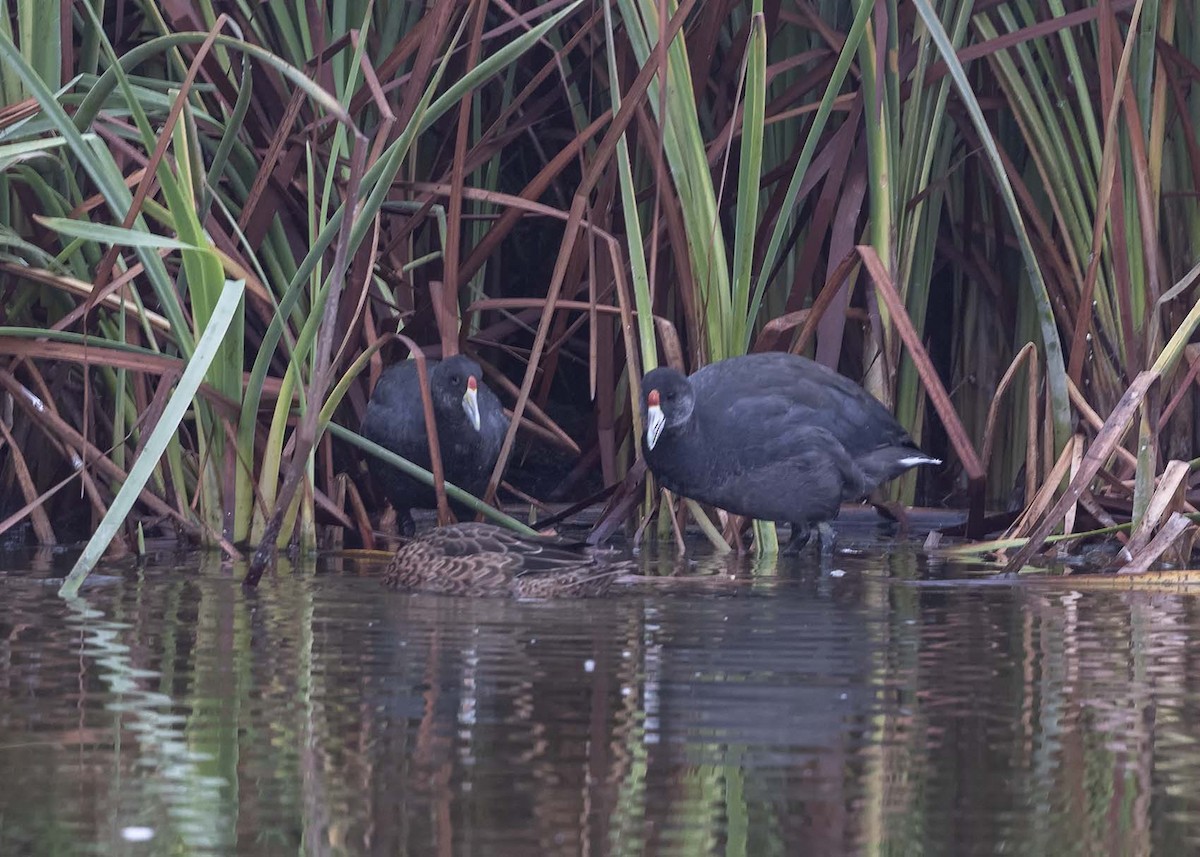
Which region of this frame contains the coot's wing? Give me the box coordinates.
[480,388,510,472]
[693,393,866,482]
[706,428,865,523]
[361,362,435,460]
[689,353,913,455]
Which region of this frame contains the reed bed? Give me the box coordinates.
[0,0,1198,588]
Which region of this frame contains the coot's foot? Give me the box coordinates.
[781,524,814,556]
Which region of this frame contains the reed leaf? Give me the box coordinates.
[58,279,246,598]
[911,0,1070,454]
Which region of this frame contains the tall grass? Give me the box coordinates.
[1,0,1199,572]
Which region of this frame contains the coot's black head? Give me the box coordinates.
[641,367,694,450]
[431,355,484,431]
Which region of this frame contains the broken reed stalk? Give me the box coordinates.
[856,245,987,536]
[1003,371,1157,574]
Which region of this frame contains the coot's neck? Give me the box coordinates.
[433,400,471,433]
[675,410,701,441]
[648,411,700,461]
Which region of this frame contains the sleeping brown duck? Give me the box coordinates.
[383,523,626,598]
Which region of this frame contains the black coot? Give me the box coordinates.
[361,355,508,534]
[640,352,939,552]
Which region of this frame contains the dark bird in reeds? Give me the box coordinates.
[361,355,508,535]
[383,522,625,597]
[640,352,940,553]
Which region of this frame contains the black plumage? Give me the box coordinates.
[640,352,939,552]
[361,355,508,534]
[383,522,626,597]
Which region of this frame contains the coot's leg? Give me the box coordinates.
[398,508,417,538]
[816,522,837,556]
[782,522,813,555]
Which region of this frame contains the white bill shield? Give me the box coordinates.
[646,389,665,450]
[462,376,481,432]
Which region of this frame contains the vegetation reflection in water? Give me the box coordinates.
[2,545,1200,855]
[62,596,231,852]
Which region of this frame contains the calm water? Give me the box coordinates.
[3,537,1200,856]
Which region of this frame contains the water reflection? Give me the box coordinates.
[2,548,1200,854]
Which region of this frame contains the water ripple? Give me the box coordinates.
[3,549,1200,854]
